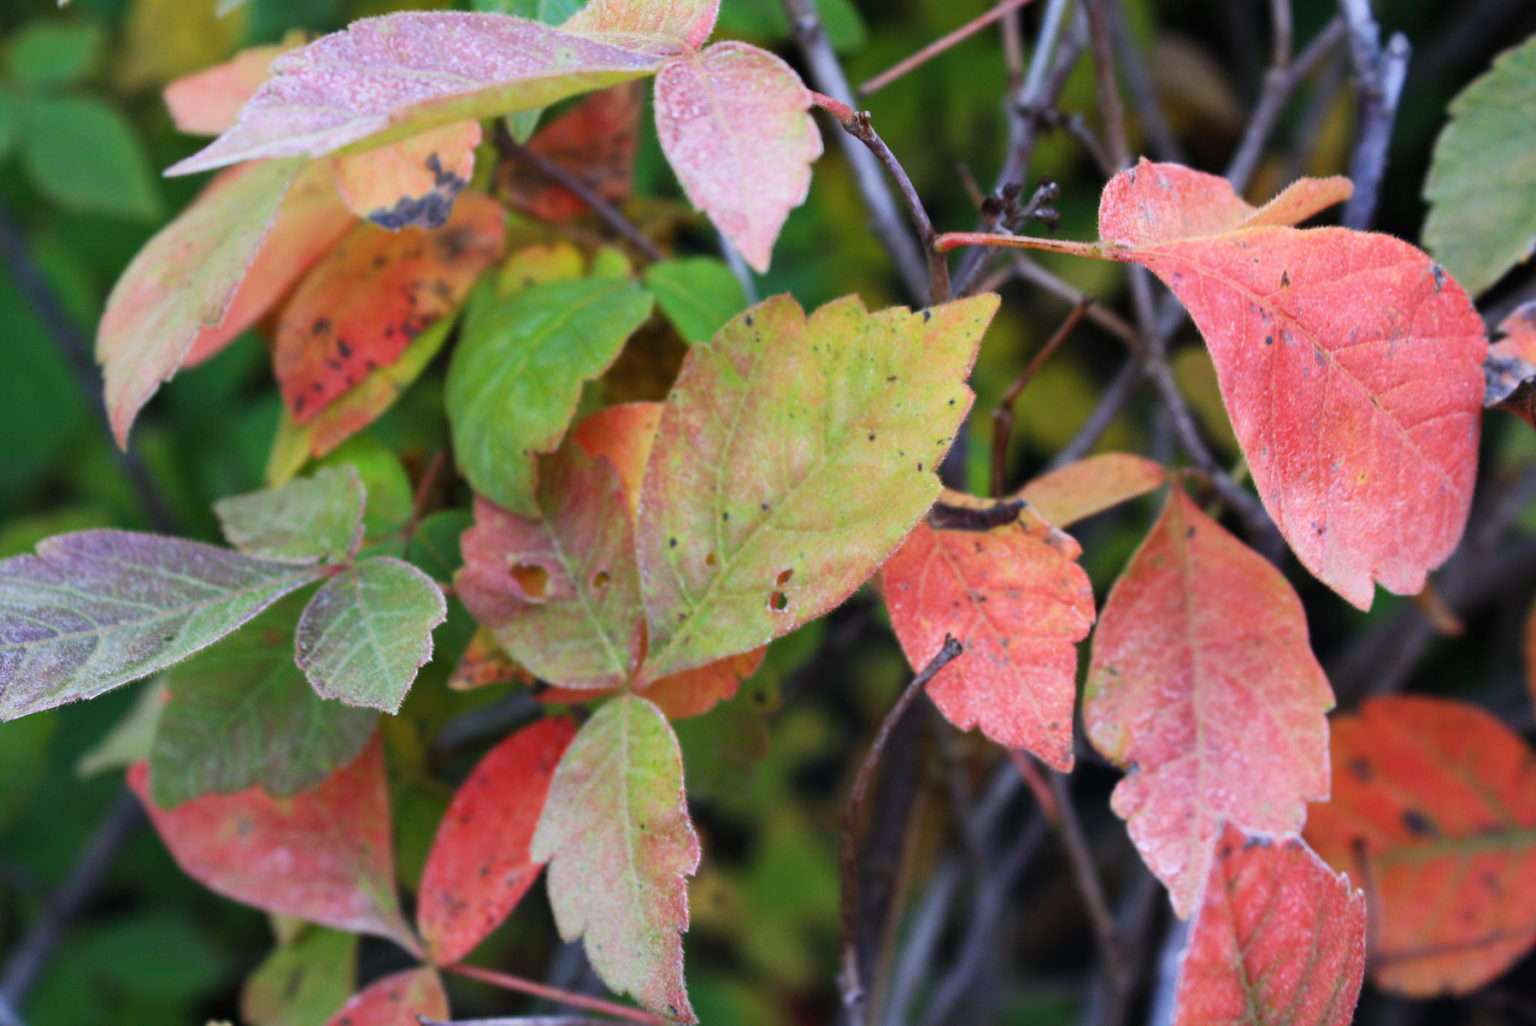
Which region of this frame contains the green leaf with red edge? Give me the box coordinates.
[531,695,700,1022]
[241,927,357,1026]
[501,82,643,222]
[277,190,504,424]
[638,292,998,681]
[1085,486,1333,917]
[129,735,415,949]
[445,275,654,517]
[0,531,322,721]
[323,967,447,1026]
[458,443,643,690]
[96,158,300,446]
[162,40,296,136]
[1095,160,1487,610]
[1016,452,1166,528]
[418,716,576,965]
[563,0,718,50]
[295,556,448,713]
[167,13,674,176]
[653,42,820,272]
[1304,695,1536,996]
[215,465,366,565]
[333,120,482,230]
[881,491,1095,770]
[1174,823,1365,1026]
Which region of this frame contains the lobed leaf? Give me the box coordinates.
[446,276,654,517]
[333,120,482,230]
[882,492,1095,769]
[1174,824,1365,1026]
[214,465,366,564]
[653,42,821,272]
[637,292,998,680]
[1098,160,1487,609]
[531,695,700,1022]
[1085,487,1333,917]
[0,530,321,721]
[418,716,576,965]
[1016,452,1167,528]
[1305,696,1536,996]
[129,736,414,947]
[167,13,674,175]
[323,967,447,1026]
[150,594,377,808]
[295,556,448,713]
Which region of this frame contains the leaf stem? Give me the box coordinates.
[839,635,964,1023]
[934,231,1107,259]
[444,964,667,1026]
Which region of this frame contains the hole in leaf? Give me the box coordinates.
[769,591,788,612]
[705,553,717,567]
[510,563,548,598]
[776,568,794,586]
[592,570,611,589]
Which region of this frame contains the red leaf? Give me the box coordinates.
[457,446,644,690]
[502,83,643,222]
[162,41,295,136]
[564,0,719,50]
[1098,160,1487,609]
[531,695,700,1022]
[333,120,482,230]
[653,42,821,272]
[128,735,414,949]
[274,190,504,424]
[1304,696,1536,995]
[418,717,576,965]
[1085,486,1333,916]
[324,967,448,1026]
[882,491,1095,769]
[1017,452,1167,528]
[168,13,672,175]
[1174,823,1365,1026]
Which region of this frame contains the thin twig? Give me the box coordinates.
[1108,0,1182,163]
[1048,771,1131,994]
[840,636,964,1022]
[445,965,666,1026]
[0,793,143,1012]
[783,0,930,303]
[493,125,665,262]
[1006,255,1141,346]
[1225,17,1347,192]
[860,0,1038,95]
[993,297,1094,495]
[420,1019,619,1026]
[1082,0,1131,172]
[1338,0,1410,229]
[0,994,22,1026]
[1047,358,1144,469]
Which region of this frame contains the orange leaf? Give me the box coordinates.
[447,626,532,691]
[162,41,296,137]
[418,717,575,965]
[333,120,482,230]
[274,191,504,424]
[1174,824,1365,1026]
[636,647,765,719]
[882,491,1095,769]
[324,967,447,1026]
[1098,160,1487,609]
[1085,486,1333,916]
[569,400,661,517]
[1016,452,1166,528]
[128,736,415,949]
[1305,696,1536,996]
[501,83,643,222]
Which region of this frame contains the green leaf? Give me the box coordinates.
[1424,35,1536,296]
[76,681,163,778]
[643,257,748,343]
[295,556,448,713]
[241,927,357,1026]
[532,695,700,1022]
[403,509,472,580]
[447,277,654,517]
[5,21,104,88]
[0,713,56,832]
[637,293,998,679]
[149,594,378,808]
[214,465,366,564]
[0,531,322,721]
[313,434,414,543]
[19,95,160,220]
[473,0,582,20]
[0,85,18,160]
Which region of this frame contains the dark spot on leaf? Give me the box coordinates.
[744,315,754,326]
[776,568,793,586]
[593,570,611,589]
[923,310,932,322]
[1280,269,1291,288]
[1186,526,1195,539]
[705,553,716,567]
[1402,809,1439,838]
[1347,757,1372,782]
[1264,335,1273,346]
[769,591,788,611]
[669,538,678,548]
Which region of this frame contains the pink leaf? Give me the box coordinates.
[1174,824,1365,1026]
[418,717,576,965]
[162,41,296,136]
[654,42,821,272]
[129,736,415,949]
[324,967,448,1026]
[168,13,672,176]
[1085,486,1334,917]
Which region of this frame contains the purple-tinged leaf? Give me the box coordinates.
[214,465,366,564]
[167,13,674,176]
[295,556,447,713]
[0,531,321,721]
